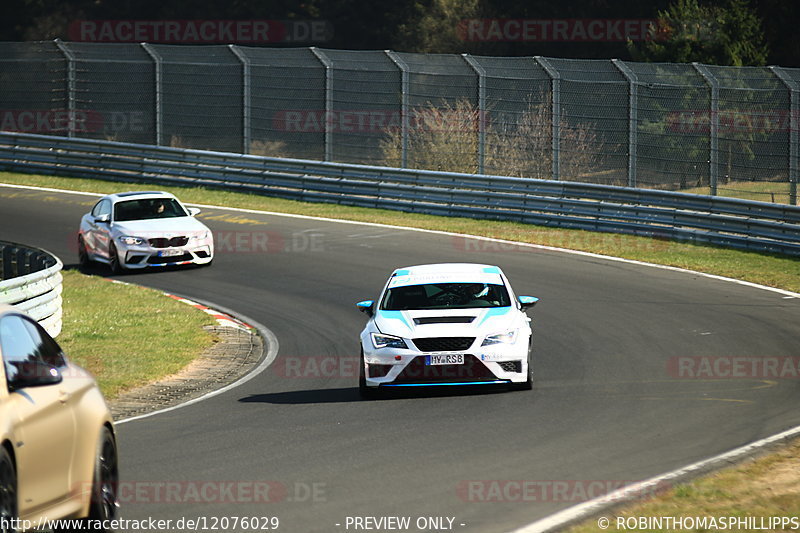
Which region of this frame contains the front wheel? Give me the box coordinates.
[108,243,124,275]
[78,235,90,269]
[86,427,119,527]
[0,447,17,533]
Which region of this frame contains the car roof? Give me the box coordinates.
[102,191,176,202]
[392,263,502,277]
[387,263,506,289]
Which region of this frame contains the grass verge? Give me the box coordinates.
[2,171,799,293]
[567,438,800,532]
[683,180,796,205]
[58,269,215,399]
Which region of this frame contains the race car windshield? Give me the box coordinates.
[381,282,511,310]
[114,198,188,221]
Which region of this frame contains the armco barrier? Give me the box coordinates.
[0,240,63,337]
[1,131,799,257]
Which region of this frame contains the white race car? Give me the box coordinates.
[356,263,538,396]
[78,191,214,272]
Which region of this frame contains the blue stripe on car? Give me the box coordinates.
[478,306,511,326]
[378,310,412,329]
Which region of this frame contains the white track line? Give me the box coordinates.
[510,423,800,533]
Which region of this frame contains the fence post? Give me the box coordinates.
[310,47,333,162]
[53,39,76,138]
[229,45,251,155]
[770,66,798,206]
[692,63,720,196]
[462,54,486,175]
[613,59,638,188]
[385,50,409,169]
[534,57,560,181]
[141,43,163,146]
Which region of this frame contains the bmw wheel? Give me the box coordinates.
[78,236,90,269]
[108,243,123,274]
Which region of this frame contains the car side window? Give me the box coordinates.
[21,318,67,368]
[0,315,43,386]
[91,199,111,218]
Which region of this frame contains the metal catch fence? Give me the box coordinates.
[0,41,797,204]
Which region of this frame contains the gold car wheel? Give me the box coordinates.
[90,428,119,525]
[0,447,16,533]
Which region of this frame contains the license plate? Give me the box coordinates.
[426,354,465,365]
[157,249,183,257]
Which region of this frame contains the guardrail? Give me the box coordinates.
[1,131,799,257]
[0,240,63,337]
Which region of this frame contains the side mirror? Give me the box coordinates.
[518,295,539,311]
[8,362,63,391]
[94,213,110,224]
[356,300,374,317]
[188,207,201,217]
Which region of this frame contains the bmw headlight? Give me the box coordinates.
[371,333,408,349]
[481,329,517,346]
[192,231,210,241]
[118,235,146,246]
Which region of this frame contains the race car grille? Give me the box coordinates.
[149,236,189,248]
[498,360,523,373]
[413,316,475,325]
[393,355,497,383]
[147,253,193,264]
[412,337,475,352]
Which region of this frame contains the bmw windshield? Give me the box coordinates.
[114,198,188,222]
[380,283,511,310]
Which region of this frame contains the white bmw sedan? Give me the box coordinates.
[78,191,214,272]
[356,263,538,396]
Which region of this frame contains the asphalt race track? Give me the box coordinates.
[2,184,800,533]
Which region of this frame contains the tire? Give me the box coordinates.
[358,349,377,399]
[0,447,17,533]
[77,236,90,269]
[108,243,123,274]
[86,427,119,528]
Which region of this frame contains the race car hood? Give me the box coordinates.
[112,216,209,237]
[373,306,518,339]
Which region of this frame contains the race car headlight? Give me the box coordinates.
[482,329,517,346]
[192,231,210,241]
[371,333,408,349]
[117,235,146,246]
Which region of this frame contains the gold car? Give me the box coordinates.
[0,305,118,531]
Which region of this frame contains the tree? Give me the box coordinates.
[628,0,769,66]
[395,0,481,54]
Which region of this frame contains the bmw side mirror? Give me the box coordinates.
[356,300,374,317]
[95,214,110,224]
[188,207,201,217]
[518,295,539,311]
[8,362,63,391]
